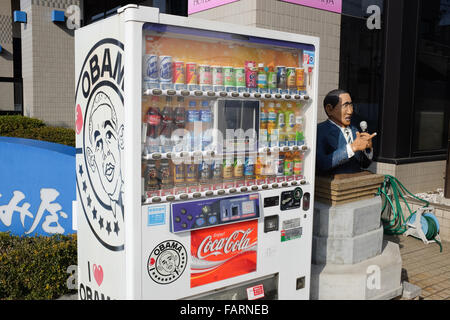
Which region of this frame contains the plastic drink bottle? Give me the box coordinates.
[267,101,278,147]
[160,96,174,153]
[257,63,267,91]
[259,101,269,149]
[276,102,286,147]
[200,100,213,151]
[145,96,161,153]
[173,97,187,152]
[284,152,293,176]
[186,100,200,151]
[294,103,305,146]
[293,151,303,176]
[285,102,296,146]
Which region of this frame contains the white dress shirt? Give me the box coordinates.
[327,119,373,160]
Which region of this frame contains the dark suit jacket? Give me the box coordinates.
[316,120,371,175]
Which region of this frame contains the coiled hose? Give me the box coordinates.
[377,175,442,252]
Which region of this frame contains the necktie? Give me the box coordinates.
[345,129,352,144]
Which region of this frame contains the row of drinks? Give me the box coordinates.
[144,152,304,195]
[144,95,214,153]
[143,96,306,154]
[143,55,307,94]
[260,100,305,148]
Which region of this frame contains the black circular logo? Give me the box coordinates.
[147,240,187,285]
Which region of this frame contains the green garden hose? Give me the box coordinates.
[377,175,442,252]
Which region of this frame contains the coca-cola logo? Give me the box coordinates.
[197,228,254,259]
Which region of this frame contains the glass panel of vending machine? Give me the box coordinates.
[141,23,315,203]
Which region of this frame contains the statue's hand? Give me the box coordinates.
[351,132,376,152]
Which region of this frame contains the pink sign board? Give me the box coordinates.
[280,0,342,13]
[188,0,240,15]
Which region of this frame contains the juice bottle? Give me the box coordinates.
[257,63,267,90]
[255,156,264,180]
[267,66,277,92]
[285,102,296,146]
[294,103,305,146]
[276,101,286,147]
[259,101,269,149]
[293,151,303,176]
[267,101,278,147]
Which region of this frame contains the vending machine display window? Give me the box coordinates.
[140,23,314,204]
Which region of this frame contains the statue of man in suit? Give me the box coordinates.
[316,89,376,175]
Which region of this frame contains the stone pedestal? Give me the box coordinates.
[310,172,403,300]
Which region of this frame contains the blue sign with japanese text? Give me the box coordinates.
[0,137,76,236]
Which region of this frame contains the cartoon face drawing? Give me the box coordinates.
[158,250,179,274]
[86,91,124,214]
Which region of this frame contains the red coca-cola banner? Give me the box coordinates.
[190,220,258,288]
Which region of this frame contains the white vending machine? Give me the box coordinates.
[75,5,319,300]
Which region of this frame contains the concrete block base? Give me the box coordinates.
[310,241,403,300]
[312,226,384,265]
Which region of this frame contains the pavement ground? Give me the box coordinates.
[385,234,450,300]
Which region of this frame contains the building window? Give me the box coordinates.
[412,0,450,155]
[339,0,385,151]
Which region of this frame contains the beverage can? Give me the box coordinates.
[199,160,211,183]
[158,56,173,89]
[294,157,303,175]
[186,62,198,90]
[296,68,306,93]
[199,65,212,91]
[233,157,244,178]
[276,66,287,90]
[223,156,234,180]
[145,161,159,191]
[212,158,223,182]
[185,163,198,184]
[286,67,296,89]
[244,155,255,177]
[224,67,236,91]
[143,54,159,89]
[276,154,285,176]
[173,161,185,186]
[212,66,224,85]
[268,70,277,91]
[212,66,225,92]
[173,61,186,90]
[159,159,172,188]
[235,67,246,92]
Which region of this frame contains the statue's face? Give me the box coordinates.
[326,93,353,127]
